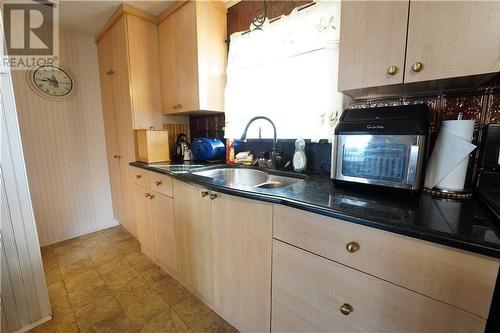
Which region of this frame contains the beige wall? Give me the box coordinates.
[11,28,116,246]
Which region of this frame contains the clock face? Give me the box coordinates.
[32,65,74,98]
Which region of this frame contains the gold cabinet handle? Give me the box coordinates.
[386,65,398,75]
[107,70,114,75]
[411,62,423,73]
[155,180,162,186]
[346,241,360,253]
[144,192,149,198]
[177,104,183,109]
[340,303,353,315]
[136,174,142,179]
[173,104,178,110]
[148,193,154,199]
[209,193,218,200]
[113,154,121,159]
[201,191,209,197]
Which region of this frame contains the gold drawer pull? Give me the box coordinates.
[386,65,398,75]
[144,192,149,198]
[201,191,209,197]
[346,241,359,253]
[113,154,121,159]
[155,180,162,186]
[177,104,183,109]
[340,303,353,315]
[209,193,218,200]
[411,62,423,73]
[148,193,154,199]
[136,174,142,179]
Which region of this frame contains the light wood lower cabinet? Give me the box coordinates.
[132,183,155,259]
[272,240,486,333]
[131,171,176,273]
[273,205,499,318]
[173,180,214,303]
[212,193,272,333]
[151,192,176,275]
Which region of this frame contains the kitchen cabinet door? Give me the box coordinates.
[97,37,123,224]
[272,240,486,333]
[172,1,199,113]
[158,14,178,114]
[212,193,273,333]
[405,1,500,83]
[126,14,163,129]
[338,1,409,91]
[132,183,155,259]
[151,192,177,275]
[97,73,125,225]
[112,70,137,236]
[173,180,214,302]
[108,15,129,74]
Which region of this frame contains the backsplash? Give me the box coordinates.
[348,77,500,187]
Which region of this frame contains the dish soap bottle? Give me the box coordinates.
[293,139,307,172]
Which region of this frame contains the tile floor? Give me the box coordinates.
[34,225,238,333]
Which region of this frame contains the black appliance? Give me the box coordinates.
[476,124,500,221]
[331,105,430,191]
[174,133,190,162]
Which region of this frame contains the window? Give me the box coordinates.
[224,1,343,141]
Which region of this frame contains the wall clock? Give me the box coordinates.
[27,65,76,101]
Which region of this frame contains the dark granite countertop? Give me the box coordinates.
[130,161,500,259]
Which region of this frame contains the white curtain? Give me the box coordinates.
[224,1,343,141]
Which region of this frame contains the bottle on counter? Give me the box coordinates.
[226,139,235,164]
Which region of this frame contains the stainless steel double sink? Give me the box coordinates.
[191,167,304,189]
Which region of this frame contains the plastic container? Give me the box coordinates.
[190,138,226,161]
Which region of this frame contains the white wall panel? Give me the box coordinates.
[1,64,51,333]
[11,28,116,246]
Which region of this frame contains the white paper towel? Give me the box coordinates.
[424,120,476,191]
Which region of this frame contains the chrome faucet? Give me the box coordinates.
[240,116,280,170]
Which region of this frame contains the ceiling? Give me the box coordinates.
[58,1,175,36]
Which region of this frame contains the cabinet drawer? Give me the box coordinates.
[272,240,486,333]
[129,167,151,188]
[273,205,499,318]
[150,173,173,197]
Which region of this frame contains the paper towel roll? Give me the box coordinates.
[424,120,476,191]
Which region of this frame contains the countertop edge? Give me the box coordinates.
[130,162,500,259]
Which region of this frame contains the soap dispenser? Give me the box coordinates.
[293,139,307,172]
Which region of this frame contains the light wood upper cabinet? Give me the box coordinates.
[338,1,500,95]
[338,1,409,91]
[127,15,164,129]
[158,1,227,114]
[212,193,273,333]
[173,180,214,302]
[404,1,500,83]
[108,15,129,75]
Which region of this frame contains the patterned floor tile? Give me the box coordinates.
[141,308,189,333]
[67,280,112,309]
[172,296,211,327]
[74,295,122,330]
[191,312,238,333]
[123,292,169,326]
[62,269,103,293]
[34,225,238,333]
[156,279,191,307]
[81,312,140,333]
[111,278,155,308]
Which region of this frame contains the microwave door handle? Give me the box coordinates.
[406,145,420,185]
